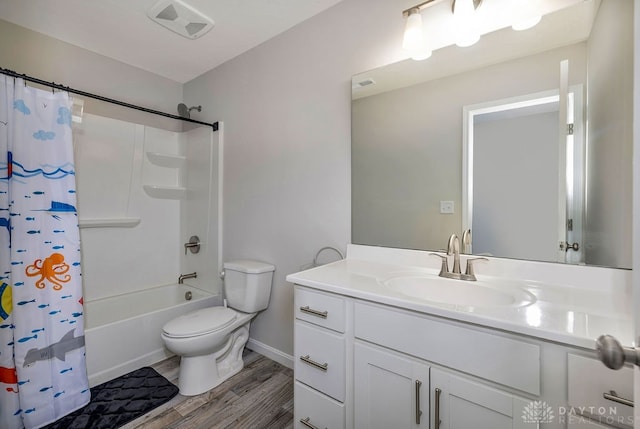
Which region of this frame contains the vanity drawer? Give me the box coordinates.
[294,381,345,429]
[568,353,633,427]
[294,320,345,402]
[354,302,540,395]
[295,286,346,333]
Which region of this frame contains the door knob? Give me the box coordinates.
[596,335,640,370]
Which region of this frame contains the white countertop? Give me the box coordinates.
[286,247,634,350]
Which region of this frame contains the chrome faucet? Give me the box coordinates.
[178,272,197,284]
[430,233,488,281]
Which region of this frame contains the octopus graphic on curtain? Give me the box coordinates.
[0,76,90,429]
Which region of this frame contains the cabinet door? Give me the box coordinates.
[354,342,429,429]
[430,368,534,429]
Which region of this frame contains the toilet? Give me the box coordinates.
[161,260,275,396]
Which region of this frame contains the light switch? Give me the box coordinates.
[440,200,454,214]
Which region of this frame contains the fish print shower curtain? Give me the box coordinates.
[0,76,90,429]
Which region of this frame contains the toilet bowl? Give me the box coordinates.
[161,307,255,396]
[161,260,275,396]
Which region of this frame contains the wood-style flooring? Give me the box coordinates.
[121,351,294,429]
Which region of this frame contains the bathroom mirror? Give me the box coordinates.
[351,0,633,269]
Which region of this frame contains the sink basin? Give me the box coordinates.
[382,275,535,308]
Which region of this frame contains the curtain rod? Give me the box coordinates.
[0,67,218,131]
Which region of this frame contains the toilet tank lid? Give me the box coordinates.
[224,260,275,274]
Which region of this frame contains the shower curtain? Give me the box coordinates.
[0,76,90,429]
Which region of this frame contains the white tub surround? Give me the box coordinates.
[287,244,633,429]
[84,283,217,386]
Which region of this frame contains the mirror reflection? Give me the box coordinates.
[351,0,632,269]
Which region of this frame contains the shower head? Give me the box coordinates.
[177,103,202,119]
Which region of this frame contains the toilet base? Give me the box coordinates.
[177,323,250,396]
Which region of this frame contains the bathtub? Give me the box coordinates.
[84,283,217,386]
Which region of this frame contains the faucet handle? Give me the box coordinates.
[464,257,488,281]
[184,235,201,255]
[429,253,449,276]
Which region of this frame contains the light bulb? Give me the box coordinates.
[403,8,432,60]
[453,0,480,47]
[403,9,424,51]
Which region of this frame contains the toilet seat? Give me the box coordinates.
[163,307,237,338]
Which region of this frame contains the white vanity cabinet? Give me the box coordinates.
[354,342,429,428]
[294,287,348,429]
[287,245,633,429]
[291,282,630,429]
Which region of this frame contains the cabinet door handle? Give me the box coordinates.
[300,355,328,371]
[299,306,328,319]
[603,390,634,407]
[299,417,319,429]
[434,387,442,429]
[415,380,423,424]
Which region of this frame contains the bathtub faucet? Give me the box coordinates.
[178,272,197,284]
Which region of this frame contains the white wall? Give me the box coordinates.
[585,0,634,268]
[183,0,411,357]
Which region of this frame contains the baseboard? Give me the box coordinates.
[88,348,172,387]
[246,338,293,369]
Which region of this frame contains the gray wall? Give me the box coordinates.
[183,0,410,357]
[0,19,183,131]
[585,0,634,268]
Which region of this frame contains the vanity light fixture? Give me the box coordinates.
[402,0,482,60]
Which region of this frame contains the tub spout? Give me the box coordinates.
[178,272,197,284]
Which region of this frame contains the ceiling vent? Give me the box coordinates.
[147,0,214,40]
[352,78,376,90]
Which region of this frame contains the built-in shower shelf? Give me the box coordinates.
[146,152,186,168]
[79,218,141,229]
[143,185,186,199]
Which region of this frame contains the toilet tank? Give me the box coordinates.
[223,260,275,313]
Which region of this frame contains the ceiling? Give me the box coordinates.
[0,0,344,83]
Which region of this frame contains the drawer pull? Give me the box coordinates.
[299,306,328,319]
[415,380,423,424]
[300,355,328,371]
[299,417,319,429]
[604,390,634,407]
[434,387,442,429]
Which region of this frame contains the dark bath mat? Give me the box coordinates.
[43,366,179,429]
